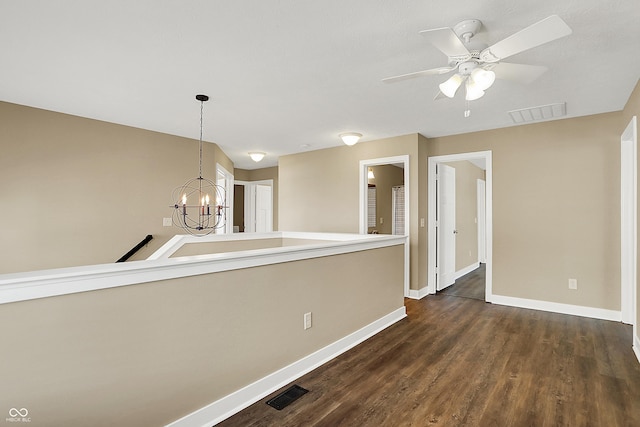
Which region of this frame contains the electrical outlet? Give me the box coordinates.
[379,217,384,225]
[304,312,312,330]
[162,217,172,227]
[420,218,425,228]
[568,278,578,290]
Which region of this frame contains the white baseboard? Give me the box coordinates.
[491,295,622,322]
[454,262,479,280]
[634,334,640,365]
[407,286,430,300]
[166,306,407,427]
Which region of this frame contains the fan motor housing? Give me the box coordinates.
[454,19,482,41]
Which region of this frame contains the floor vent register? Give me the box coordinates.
[266,385,309,410]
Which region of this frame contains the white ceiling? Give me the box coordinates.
[2,1,639,170]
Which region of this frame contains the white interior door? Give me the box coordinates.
[477,179,487,264]
[255,184,273,233]
[438,164,456,290]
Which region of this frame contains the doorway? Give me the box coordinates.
[427,151,493,302]
[359,155,410,297]
[216,164,234,234]
[234,180,274,233]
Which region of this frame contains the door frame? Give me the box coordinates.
[477,179,487,263]
[359,155,410,297]
[427,151,493,301]
[621,116,637,327]
[216,164,234,234]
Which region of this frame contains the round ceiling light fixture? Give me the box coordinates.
[339,132,362,146]
[249,152,265,162]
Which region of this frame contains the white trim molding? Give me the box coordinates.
[427,151,493,302]
[359,155,411,298]
[492,295,622,322]
[0,232,407,305]
[166,307,407,427]
[621,116,637,327]
[634,334,640,365]
[454,262,480,281]
[407,286,430,300]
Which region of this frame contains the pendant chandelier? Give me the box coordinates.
[170,94,226,236]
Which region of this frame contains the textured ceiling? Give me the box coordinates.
[1,1,639,169]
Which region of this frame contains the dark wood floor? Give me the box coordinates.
[439,264,485,301]
[218,295,640,427]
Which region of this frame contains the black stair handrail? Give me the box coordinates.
[116,235,153,263]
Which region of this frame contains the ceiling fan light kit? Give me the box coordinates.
[383,15,572,116]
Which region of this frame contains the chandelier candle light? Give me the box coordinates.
[171,94,226,236]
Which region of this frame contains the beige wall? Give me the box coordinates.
[234,166,279,231]
[367,164,404,234]
[279,134,424,290]
[444,161,484,271]
[0,101,235,274]
[430,112,622,310]
[0,245,404,426]
[278,114,624,308]
[620,79,640,332]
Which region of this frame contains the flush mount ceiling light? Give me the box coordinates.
[170,94,226,236]
[249,152,265,162]
[340,132,362,146]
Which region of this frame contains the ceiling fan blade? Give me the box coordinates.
[419,27,471,59]
[490,62,548,84]
[481,15,572,62]
[382,67,454,84]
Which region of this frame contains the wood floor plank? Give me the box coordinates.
[217,295,640,427]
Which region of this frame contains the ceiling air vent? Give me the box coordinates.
[508,102,566,124]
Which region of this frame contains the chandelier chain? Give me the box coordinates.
[199,99,204,179]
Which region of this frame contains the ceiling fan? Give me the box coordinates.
[383,15,572,108]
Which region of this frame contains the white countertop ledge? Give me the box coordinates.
[0,232,407,305]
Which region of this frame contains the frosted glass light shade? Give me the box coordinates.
[465,81,485,101]
[340,132,362,146]
[249,152,265,162]
[439,74,464,98]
